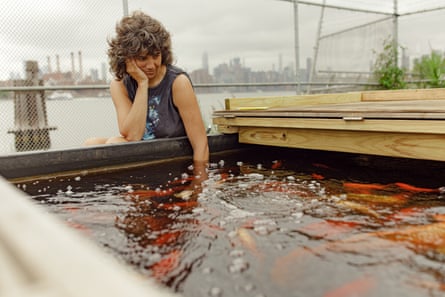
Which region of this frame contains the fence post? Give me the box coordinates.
[8,61,56,152]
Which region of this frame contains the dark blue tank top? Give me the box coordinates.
[123,65,188,140]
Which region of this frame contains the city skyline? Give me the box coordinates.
[2,50,299,84]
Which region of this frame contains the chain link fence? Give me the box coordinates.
[0,1,224,155]
[0,1,124,154]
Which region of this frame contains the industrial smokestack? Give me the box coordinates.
[78,50,83,80]
[70,52,75,79]
[47,56,52,73]
[56,54,60,73]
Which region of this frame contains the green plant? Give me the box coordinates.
[373,38,406,90]
[412,50,445,88]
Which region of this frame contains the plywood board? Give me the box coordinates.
[213,90,445,161]
[238,127,445,161]
[362,88,445,101]
[213,117,445,135]
[214,99,445,119]
[224,92,362,110]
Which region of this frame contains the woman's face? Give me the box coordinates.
[134,52,162,80]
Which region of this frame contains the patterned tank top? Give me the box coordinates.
[123,65,188,140]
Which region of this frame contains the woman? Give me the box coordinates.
[85,11,209,167]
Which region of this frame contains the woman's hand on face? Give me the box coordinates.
[125,58,148,84]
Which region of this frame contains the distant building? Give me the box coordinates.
[202,52,209,73]
[190,68,213,84]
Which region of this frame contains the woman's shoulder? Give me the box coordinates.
[167,64,187,76]
[167,65,192,84]
[110,78,124,90]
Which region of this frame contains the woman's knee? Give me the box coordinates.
[83,137,108,146]
[105,136,128,144]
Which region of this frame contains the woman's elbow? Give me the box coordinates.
[119,130,142,142]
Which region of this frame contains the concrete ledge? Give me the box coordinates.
[0,176,178,297]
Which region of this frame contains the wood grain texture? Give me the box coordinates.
[362,88,445,101]
[215,99,445,119]
[238,127,445,161]
[224,92,362,110]
[213,117,445,134]
[213,90,445,161]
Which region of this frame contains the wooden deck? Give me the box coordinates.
[212,88,445,162]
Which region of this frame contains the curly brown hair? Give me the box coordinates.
[107,11,173,80]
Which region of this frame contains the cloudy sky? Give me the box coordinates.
[1,0,444,80]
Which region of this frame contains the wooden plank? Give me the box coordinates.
[214,99,445,119]
[278,99,445,113]
[362,88,445,101]
[215,124,239,134]
[213,117,445,135]
[214,110,445,120]
[238,127,445,161]
[223,89,445,111]
[224,92,362,110]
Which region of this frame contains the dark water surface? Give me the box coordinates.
[16,148,445,297]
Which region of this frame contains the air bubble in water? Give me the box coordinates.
[65,185,73,196]
[229,249,245,258]
[243,283,255,292]
[192,207,205,214]
[209,287,222,297]
[229,257,249,273]
[292,212,303,218]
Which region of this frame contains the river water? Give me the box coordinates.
[0,90,296,154]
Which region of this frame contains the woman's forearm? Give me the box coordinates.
[192,141,209,163]
[120,81,148,140]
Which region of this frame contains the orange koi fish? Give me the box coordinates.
[346,193,407,205]
[377,222,445,252]
[297,220,360,240]
[343,182,386,194]
[311,173,324,180]
[323,275,376,297]
[62,206,80,212]
[312,163,333,170]
[150,250,182,281]
[271,160,283,169]
[394,182,439,193]
[66,221,91,236]
[344,181,439,195]
[153,230,182,246]
[385,206,422,222]
[338,200,381,218]
[131,189,173,198]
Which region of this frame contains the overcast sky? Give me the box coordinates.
[1,0,445,80]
